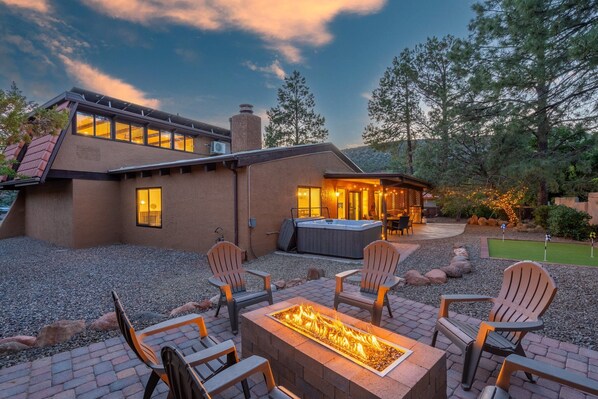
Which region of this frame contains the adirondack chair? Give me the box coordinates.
[111,291,249,399]
[161,345,300,399]
[207,241,273,334]
[478,354,598,399]
[431,261,558,391]
[334,240,403,326]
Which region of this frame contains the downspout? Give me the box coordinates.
[227,161,239,246]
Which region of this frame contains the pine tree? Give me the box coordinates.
[363,49,422,174]
[265,71,328,147]
[470,0,598,205]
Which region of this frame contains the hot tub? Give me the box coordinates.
[296,219,383,259]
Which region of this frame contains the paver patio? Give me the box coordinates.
[1,278,596,399]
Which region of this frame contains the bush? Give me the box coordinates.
[534,205,553,229]
[547,205,591,241]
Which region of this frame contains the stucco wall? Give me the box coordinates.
[0,190,26,239]
[237,151,355,257]
[51,132,205,173]
[554,192,598,225]
[72,180,122,247]
[24,181,74,247]
[119,166,236,253]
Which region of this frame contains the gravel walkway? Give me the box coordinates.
[1,224,596,368]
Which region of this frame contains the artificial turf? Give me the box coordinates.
[488,238,598,267]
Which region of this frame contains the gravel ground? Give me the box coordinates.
[1,224,596,368]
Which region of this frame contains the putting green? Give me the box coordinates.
[488,238,598,267]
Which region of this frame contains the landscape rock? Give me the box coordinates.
[89,312,118,331]
[477,217,488,226]
[452,255,469,263]
[441,265,463,278]
[286,278,304,288]
[404,270,430,286]
[424,269,447,284]
[169,301,211,317]
[0,341,30,354]
[487,218,498,226]
[0,335,37,347]
[306,267,326,280]
[453,248,469,258]
[451,260,472,274]
[453,242,465,249]
[36,320,86,347]
[469,215,478,225]
[273,280,286,289]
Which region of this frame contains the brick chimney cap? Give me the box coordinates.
[239,104,254,114]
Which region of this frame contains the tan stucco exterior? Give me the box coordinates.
[72,180,121,247]
[554,192,598,225]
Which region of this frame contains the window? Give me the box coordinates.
[115,121,130,142]
[147,128,160,147]
[185,135,194,153]
[131,124,144,144]
[174,133,185,151]
[297,186,321,217]
[136,188,162,227]
[160,131,172,149]
[76,112,112,139]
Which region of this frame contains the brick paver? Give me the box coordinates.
[0,279,596,398]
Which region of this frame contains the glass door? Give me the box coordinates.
[348,191,360,220]
[336,188,346,219]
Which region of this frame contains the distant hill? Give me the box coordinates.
[341,145,392,172]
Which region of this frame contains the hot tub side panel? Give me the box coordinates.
[297,225,381,258]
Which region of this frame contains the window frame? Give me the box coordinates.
[297,186,322,218]
[136,187,163,228]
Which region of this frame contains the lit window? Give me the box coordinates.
[137,188,162,227]
[115,121,130,142]
[185,135,194,153]
[131,124,144,144]
[95,115,111,139]
[147,128,160,147]
[174,133,185,151]
[160,131,172,149]
[297,187,321,217]
[76,112,94,136]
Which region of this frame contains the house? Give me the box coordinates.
[0,88,429,257]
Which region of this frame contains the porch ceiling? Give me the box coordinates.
[324,172,430,189]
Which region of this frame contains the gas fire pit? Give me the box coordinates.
[242,297,446,399]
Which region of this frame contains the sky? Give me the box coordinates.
[0,0,474,149]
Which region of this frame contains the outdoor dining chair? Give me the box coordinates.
[111,291,249,399]
[207,241,273,334]
[333,240,402,326]
[431,261,558,391]
[161,345,300,399]
[478,354,598,399]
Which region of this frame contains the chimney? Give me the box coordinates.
[230,104,261,153]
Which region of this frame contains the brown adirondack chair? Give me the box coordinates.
[334,240,403,326]
[207,241,273,334]
[431,261,558,391]
[478,354,598,399]
[111,291,249,399]
[161,345,300,399]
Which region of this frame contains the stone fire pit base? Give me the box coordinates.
[241,297,446,399]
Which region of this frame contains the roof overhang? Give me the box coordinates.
[324,172,431,190]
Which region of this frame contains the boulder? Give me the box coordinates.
[469,215,478,225]
[0,335,36,347]
[451,260,472,274]
[452,255,469,263]
[89,312,118,331]
[169,301,211,317]
[453,248,469,258]
[273,280,286,290]
[507,223,516,228]
[424,269,447,284]
[306,267,325,281]
[0,341,30,354]
[441,265,463,278]
[453,242,465,249]
[487,218,498,226]
[286,278,304,288]
[404,270,430,286]
[36,320,86,347]
[477,217,488,226]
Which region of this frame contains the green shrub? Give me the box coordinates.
[547,205,591,241]
[534,205,553,229]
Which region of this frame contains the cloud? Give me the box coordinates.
[83,0,387,62]
[361,92,372,101]
[244,60,286,80]
[174,48,200,64]
[0,0,48,13]
[59,55,161,108]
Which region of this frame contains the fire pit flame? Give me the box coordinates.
[269,304,411,376]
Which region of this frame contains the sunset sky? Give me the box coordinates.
[0,0,474,148]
